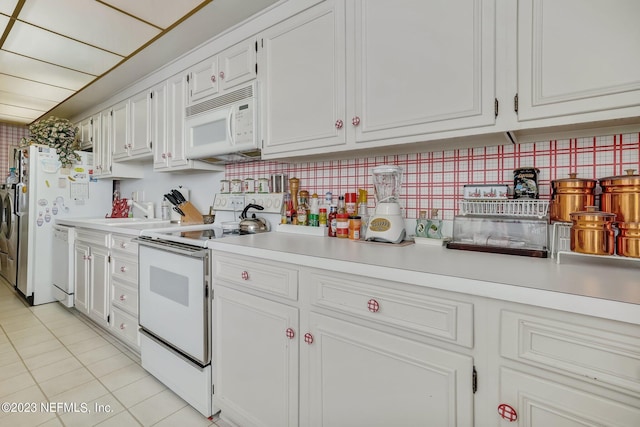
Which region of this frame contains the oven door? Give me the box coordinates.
[137,239,210,366]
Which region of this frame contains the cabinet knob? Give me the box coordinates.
[161,153,166,159]
[304,332,314,345]
[119,323,126,330]
[241,271,249,280]
[335,119,344,129]
[497,404,517,422]
[120,242,127,248]
[352,116,361,126]
[120,266,126,273]
[285,328,295,339]
[219,71,225,80]
[119,294,126,301]
[210,75,216,83]
[123,144,128,150]
[367,299,380,313]
[167,152,172,158]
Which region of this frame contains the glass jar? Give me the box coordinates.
[348,216,361,240]
[336,213,349,238]
[230,179,242,194]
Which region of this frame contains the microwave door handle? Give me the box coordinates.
[227,108,234,145]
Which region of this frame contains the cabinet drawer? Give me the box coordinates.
[501,309,640,395]
[110,234,138,255]
[111,254,138,284]
[112,280,138,317]
[212,254,298,301]
[307,270,473,348]
[111,307,140,349]
[76,229,109,247]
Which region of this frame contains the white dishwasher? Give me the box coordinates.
[52,224,75,307]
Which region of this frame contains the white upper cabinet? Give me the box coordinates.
[353,0,496,144]
[260,0,497,158]
[516,0,640,123]
[111,99,129,160]
[259,0,346,155]
[128,90,152,157]
[187,37,257,105]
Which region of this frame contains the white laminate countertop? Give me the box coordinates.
[209,233,640,325]
[55,217,173,236]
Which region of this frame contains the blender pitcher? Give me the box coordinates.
[366,165,406,243]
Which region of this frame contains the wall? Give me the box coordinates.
[226,132,640,220]
[0,123,28,179]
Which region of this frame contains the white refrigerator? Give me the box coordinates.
[15,145,113,305]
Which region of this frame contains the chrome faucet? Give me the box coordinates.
[128,200,155,219]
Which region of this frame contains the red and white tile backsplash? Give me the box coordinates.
[0,124,27,179]
[226,133,640,220]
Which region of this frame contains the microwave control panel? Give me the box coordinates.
[234,101,254,145]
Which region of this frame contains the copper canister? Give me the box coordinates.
[569,206,616,255]
[617,222,640,258]
[550,173,596,222]
[599,169,640,223]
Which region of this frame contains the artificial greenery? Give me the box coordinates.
[20,116,79,168]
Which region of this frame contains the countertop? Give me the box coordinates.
[55,217,173,236]
[208,233,640,325]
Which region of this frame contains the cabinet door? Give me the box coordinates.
[353,0,496,144]
[499,368,640,426]
[78,117,92,147]
[219,38,257,91]
[189,57,219,104]
[91,113,103,175]
[303,313,474,427]
[129,90,152,157]
[88,245,110,326]
[214,286,299,427]
[111,100,129,160]
[73,242,90,315]
[260,0,347,155]
[166,73,188,168]
[517,0,640,122]
[150,83,167,169]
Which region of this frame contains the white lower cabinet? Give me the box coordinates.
[74,230,110,327]
[214,286,299,427]
[303,312,474,426]
[212,253,475,426]
[109,233,140,351]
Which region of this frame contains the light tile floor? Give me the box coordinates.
[0,279,231,427]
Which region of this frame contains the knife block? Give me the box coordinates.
[179,201,204,238]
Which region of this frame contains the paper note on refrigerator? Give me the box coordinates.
[70,182,89,201]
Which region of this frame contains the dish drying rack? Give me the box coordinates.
[459,199,549,218]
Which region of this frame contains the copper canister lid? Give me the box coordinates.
[599,169,640,187]
[552,173,596,190]
[569,206,616,222]
[617,221,640,230]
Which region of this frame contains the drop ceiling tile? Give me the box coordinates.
[0,74,74,103]
[0,101,49,121]
[0,0,18,15]
[100,0,207,29]
[0,51,93,91]
[18,0,161,56]
[0,13,9,33]
[4,21,122,76]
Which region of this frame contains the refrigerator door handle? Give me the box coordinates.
[15,183,27,216]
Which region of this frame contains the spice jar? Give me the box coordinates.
[345,192,357,215]
[569,206,615,255]
[348,216,361,240]
[336,213,349,238]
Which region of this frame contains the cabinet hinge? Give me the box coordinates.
[107,314,110,323]
[90,118,93,125]
[255,63,258,75]
[494,98,498,118]
[514,93,519,113]
[108,255,111,263]
[186,74,190,83]
[472,366,477,394]
[150,92,153,99]
[212,384,215,395]
[261,38,263,48]
[255,40,258,52]
[149,141,152,149]
[205,285,209,299]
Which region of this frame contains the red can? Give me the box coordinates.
[345,192,357,216]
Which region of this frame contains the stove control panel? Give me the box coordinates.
[213,193,284,214]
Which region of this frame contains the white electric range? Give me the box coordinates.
[135,193,283,417]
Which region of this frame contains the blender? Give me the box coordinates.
[365,165,406,243]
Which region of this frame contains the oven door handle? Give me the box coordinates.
[133,237,209,258]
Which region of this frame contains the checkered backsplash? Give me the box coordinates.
[226,133,640,220]
[0,124,27,179]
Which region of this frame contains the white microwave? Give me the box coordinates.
[185,82,259,161]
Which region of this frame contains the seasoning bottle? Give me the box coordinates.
[345,192,357,216]
[427,208,443,239]
[337,195,346,214]
[357,189,369,239]
[415,210,428,237]
[348,216,361,240]
[319,207,327,227]
[281,193,291,224]
[289,178,300,212]
[297,191,310,226]
[328,205,337,236]
[324,192,333,208]
[309,193,320,226]
[336,213,349,238]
